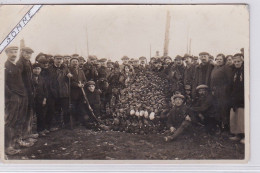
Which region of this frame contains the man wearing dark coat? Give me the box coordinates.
[69,57,87,125]
[191,85,218,135]
[5,46,27,155]
[192,52,214,98]
[83,55,99,81]
[46,55,73,129]
[16,47,37,142]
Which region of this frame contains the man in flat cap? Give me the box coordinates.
[162,56,174,79]
[164,93,192,142]
[63,55,71,68]
[16,47,38,146]
[83,55,98,81]
[183,54,196,98]
[168,55,185,95]
[46,54,73,130]
[192,52,214,98]
[69,57,88,127]
[4,46,28,155]
[191,84,218,135]
[78,56,86,69]
[138,56,148,73]
[192,56,199,66]
[35,53,46,63]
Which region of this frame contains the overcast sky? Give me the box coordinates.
[0,5,249,62]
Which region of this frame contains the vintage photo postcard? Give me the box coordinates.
[0,4,249,164]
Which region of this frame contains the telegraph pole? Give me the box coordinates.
[163,11,171,57]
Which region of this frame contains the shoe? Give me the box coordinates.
[17,139,34,147]
[43,129,50,134]
[164,136,173,142]
[240,138,245,144]
[27,138,37,143]
[39,131,46,137]
[5,147,21,155]
[28,133,39,139]
[50,127,59,132]
[229,135,241,141]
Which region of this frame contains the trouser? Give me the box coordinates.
[71,99,88,126]
[204,116,219,134]
[167,120,191,141]
[46,97,70,129]
[5,93,28,148]
[35,101,47,132]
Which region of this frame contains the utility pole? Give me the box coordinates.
[163,11,171,57]
[86,26,90,57]
[150,44,151,59]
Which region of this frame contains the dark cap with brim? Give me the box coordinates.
[21,47,34,53]
[5,46,18,53]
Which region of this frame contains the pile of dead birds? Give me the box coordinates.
[108,70,172,134]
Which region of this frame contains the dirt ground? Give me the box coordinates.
[7,124,244,160]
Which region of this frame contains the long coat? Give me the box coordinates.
[48,64,70,98]
[32,74,48,104]
[16,57,34,105]
[230,64,244,108]
[192,62,214,97]
[210,65,233,125]
[69,67,87,101]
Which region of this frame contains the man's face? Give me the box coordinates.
[156,62,162,69]
[63,56,70,64]
[21,51,32,60]
[88,85,95,92]
[71,59,79,68]
[101,62,106,67]
[96,62,101,68]
[226,57,233,66]
[124,66,130,73]
[165,59,172,65]
[199,55,209,64]
[233,56,243,68]
[54,57,63,66]
[6,49,18,62]
[79,60,85,67]
[215,56,224,66]
[174,98,184,107]
[192,58,199,64]
[150,59,156,64]
[33,67,42,75]
[198,89,207,96]
[88,59,95,65]
[175,59,182,66]
[123,60,128,64]
[42,62,49,69]
[107,63,113,70]
[185,89,191,95]
[184,57,192,65]
[140,60,146,65]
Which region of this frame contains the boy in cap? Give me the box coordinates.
[164,93,192,142]
[5,46,27,154]
[191,85,218,135]
[85,81,102,120]
[183,54,196,98]
[78,56,86,69]
[32,63,48,136]
[63,55,71,68]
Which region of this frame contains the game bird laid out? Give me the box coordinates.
[110,70,172,134]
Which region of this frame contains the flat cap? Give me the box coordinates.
[175,55,183,60]
[38,58,49,64]
[199,52,210,56]
[139,56,147,61]
[78,56,85,61]
[99,58,107,62]
[196,84,209,90]
[150,57,156,60]
[72,54,79,57]
[86,80,96,86]
[184,85,192,90]
[53,54,63,58]
[63,55,72,58]
[164,56,172,61]
[35,53,46,62]
[107,60,113,65]
[184,54,192,59]
[88,55,97,60]
[121,56,129,61]
[172,93,185,100]
[32,63,42,69]
[5,46,18,52]
[70,57,79,62]
[21,47,34,53]
[193,56,198,60]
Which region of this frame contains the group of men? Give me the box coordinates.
[4,44,244,155]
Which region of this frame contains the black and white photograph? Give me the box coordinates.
[0,4,249,162]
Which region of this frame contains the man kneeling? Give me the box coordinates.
[164,93,191,142]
